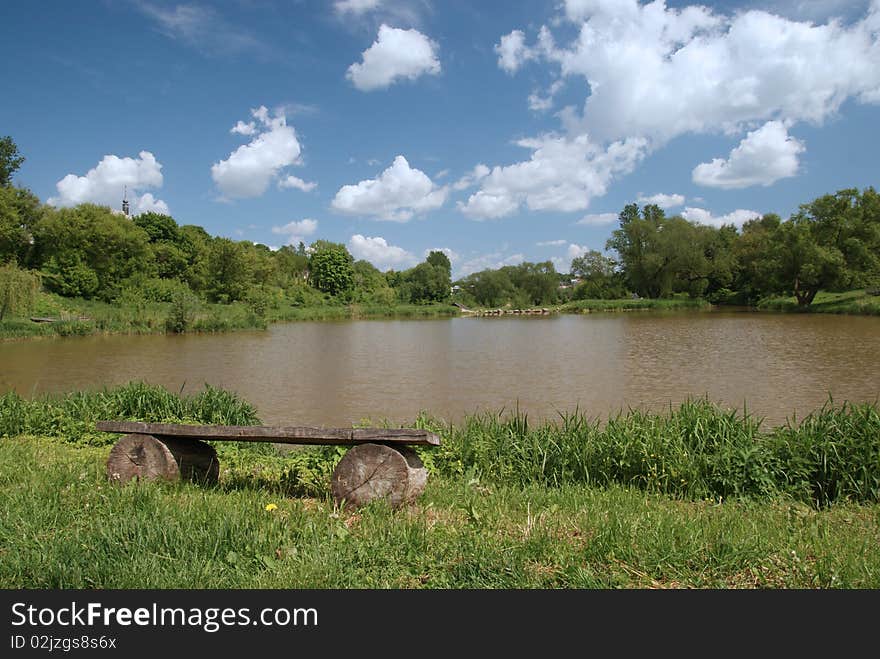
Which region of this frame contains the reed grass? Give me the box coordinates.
[3,383,879,507]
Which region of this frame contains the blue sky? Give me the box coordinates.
[2,0,878,277]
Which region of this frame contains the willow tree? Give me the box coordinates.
[0,261,41,321]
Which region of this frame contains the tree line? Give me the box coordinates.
[2,135,878,318]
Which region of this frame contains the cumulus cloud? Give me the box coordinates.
[550,243,589,273]
[636,192,685,209]
[459,134,648,220]
[331,155,448,221]
[348,234,418,270]
[528,80,564,112]
[681,207,762,228]
[537,239,567,246]
[692,120,806,188]
[231,120,257,136]
[278,175,317,192]
[474,1,879,222]
[457,251,526,278]
[495,30,535,74]
[453,164,490,191]
[347,24,441,91]
[48,151,169,215]
[211,106,307,199]
[271,218,318,246]
[511,1,880,144]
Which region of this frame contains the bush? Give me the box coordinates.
[165,288,199,333]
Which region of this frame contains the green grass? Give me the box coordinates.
[1,292,459,339]
[1,436,878,588]
[270,302,459,322]
[757,289,880,315]
[559,297,712,314]
[3,383,879,588]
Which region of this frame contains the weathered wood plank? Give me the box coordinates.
[96,421,441,446]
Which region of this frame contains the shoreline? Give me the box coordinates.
[3,290,878,341]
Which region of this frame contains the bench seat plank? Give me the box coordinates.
[96,421,441,446]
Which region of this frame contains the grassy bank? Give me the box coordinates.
[1,383,879,588]
[0,292,460,340]
[757,289,880,315]
[559,297,712,314]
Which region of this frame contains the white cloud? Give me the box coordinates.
[575,213,618,227]
[636,193,685,209]
[528,79,565,112]
[348,234,418,271]
[457,251,526,278]
[346,24,441,91]
[692,120,806,188]
[135,2,269,58]
[211,106,305,199]
[537,239,567,246]
[231,120,257,136]
[334,0,382,16]
[459,134,648,220]
[510,1,880,143]
[452,164,490,191]
[575,212,619,226]
[566,243,590,260]
[271,218,318,246]
[681,207,762,228]
[331,155,448,221]
[278,175,317,192]
[495,30,535,74]
[48,151,169,215]
[551,244,589,273]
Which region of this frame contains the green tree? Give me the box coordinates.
[570,250,625,299]
[308,240,354,297]
[205,238,252,303]
[32,204,151,299]
[0,261,41,321]
[458,268,515,307]
[0,185,43,264]
[0,136,25,187]
[606,203,671,298]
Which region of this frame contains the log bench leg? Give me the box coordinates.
[330,443,427,509]
[107,433,220,485]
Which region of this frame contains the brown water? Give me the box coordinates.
[1,311,878,427]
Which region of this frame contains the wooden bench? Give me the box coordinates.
[96,421,441,509]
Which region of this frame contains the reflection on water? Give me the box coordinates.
[1,311,878,427]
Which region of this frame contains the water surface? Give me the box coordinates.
[2,311,878,427]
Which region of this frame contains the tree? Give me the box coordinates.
[570,250,625,299]
[606,203,672,297]
[0,261,41,321]
[205,238,252,303]
[308,240,354,297]
[0,136,25,187]
[0,185,42,265]
[32,204,152,299]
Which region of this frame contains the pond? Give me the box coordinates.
[2,310,878,427]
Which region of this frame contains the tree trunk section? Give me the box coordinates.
[331,443,427,509]
[107,433,219,485]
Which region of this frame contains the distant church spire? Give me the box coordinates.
[122,185,130,217]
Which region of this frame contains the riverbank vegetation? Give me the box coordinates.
[2,136,879,341]
[1,383,878,588]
